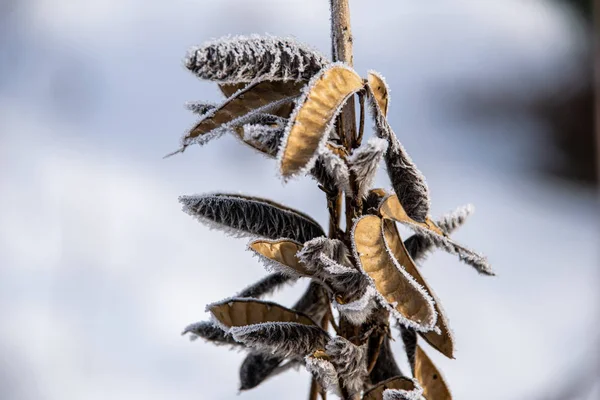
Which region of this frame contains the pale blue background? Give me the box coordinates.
[1,1,598,399]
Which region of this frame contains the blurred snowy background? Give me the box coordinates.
[1,0,598,399]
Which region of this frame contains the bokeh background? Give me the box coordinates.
[1,0,598,399]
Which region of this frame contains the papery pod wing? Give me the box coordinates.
[363,376,422,400]
[178,80,300,152]
[278,63,365,178]
[367,71,390,117]
[220,81,300,118]
[366,72,430,222]
[415,346,452,400]
[382,219,454,359]
[352,215,437,332]
[249,238,310,276]
[208,298,317,328]
[380,196,493,276]
[179,193,324,242]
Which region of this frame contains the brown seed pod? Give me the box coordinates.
[382,219,455,359]
[249,239,310,276]
[278,63,365,178]
[415,346,452,400]
[362,376,421,400]
[351,215,437,332]
[367,71,390,117]
[220,82,300,118]
[208,298,317,328]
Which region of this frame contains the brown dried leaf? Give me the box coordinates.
[209,299,317,328]
[219,81,300,118]
[367,72,389,117]
[279,64,365,177]
[362,376,419,400]
[182,80,300,149]
[415,346,452,400]
[383,220,454,359]
[352,215,437,331]
[249,239,310,276]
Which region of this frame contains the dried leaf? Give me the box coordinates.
[367,75,430,222]
[363,377,422,400]
[208,298,317,329]
[179,193,324,242]
[180,80,300,151]
[242,122,285,156]
[249,238,309,276]
[381,196,493,276]
[363,188,389,215]
[315,148,351,193]
[399,325,417,372]
[278,63,365,178]
[185,35,328,83]
[349,137,388,198]
[414,346,452,400]
[236,272,293,299]
[383,220,454,358]
[352,215,437,332]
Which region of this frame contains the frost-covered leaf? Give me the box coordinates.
[363,188,389,215]
[333,286,378,325]
[208,298,317,329]
[383,219,454,359]
[179,80,301,152]
[369,335,403,385]
[179,193,324,242]
[236,272,293,299]
[381,196,493,276]
[232,321,330,358]
[367,73,430,222]
[242,121,285,156]
[278,63,365,178]
[248,238,309,276]
[239,352,284,391]
[181,321,241,347]
[292,281,330,326]
[415,346,452,400]
[349,137,388,198]
[352,215,437,332]
[325,336,368,396]
[363,377,423,400]
[185,35,328,83]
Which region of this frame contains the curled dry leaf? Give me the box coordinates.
[363,376,422,400]
[352,215,437,332]
[380,195,493,276]
[415,346,452,400]
[278,63,365,178]
[180,80,302,151]
[208,298,317,329]
[179,193,324,243]
[249,238,309,276]
[383,219,454,359]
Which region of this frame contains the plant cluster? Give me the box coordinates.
[173,32,492,400]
